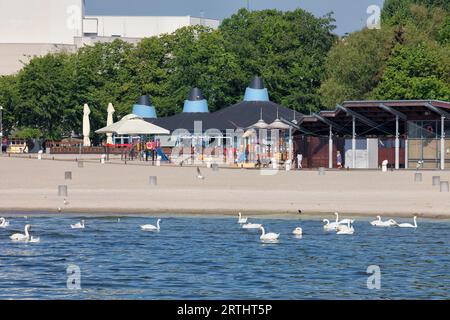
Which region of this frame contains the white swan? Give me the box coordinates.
[238,212,248,224]
[259,226,279,241]
[0,217,10,228]
[292,227,303,235]
[396,216,417,228]
[336,221,355,235]
[242,222,262,229]
[335,212,353,225]
[71,220,85,229]
[323,219,340,231]
[371,216,397,227]
[141,219,161,231]
[10,224,39,242]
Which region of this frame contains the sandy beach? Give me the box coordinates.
[1,155,450,219]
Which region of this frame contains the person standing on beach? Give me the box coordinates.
[297,153,303,169]
[337,151,342,169]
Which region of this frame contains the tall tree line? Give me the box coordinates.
[0,3,448,140]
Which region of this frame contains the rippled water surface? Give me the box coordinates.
[0,215,449,299]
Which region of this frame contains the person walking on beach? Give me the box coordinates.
[337,151,342,169]
[297,153,303,169]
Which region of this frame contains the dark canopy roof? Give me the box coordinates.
[149,100,301,132]
[292,100,450,137]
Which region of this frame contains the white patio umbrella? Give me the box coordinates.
[95,114,170,135]
[106,103,115,144]
[82,103,91,147]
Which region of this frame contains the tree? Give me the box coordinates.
[15,53,76,139]
[72,40,137,142]
[0,75,18,135]
[220,8,337,113]
[163,26,242,113]
[319,27,396,107]
[372,43,450,100]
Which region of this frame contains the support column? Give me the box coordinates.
[329,125,333,169]
[352,116,356,169]
[395,115,400,170]
[405,138,408,169]
[441,116,445,170]
[288,127,293,168]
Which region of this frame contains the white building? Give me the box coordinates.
[0,0,220,75]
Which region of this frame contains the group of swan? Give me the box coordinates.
[370,215,417,228]
[1,213,419,244]
[323,212,354,234]
[238,212,302,242]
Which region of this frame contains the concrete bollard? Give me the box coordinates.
[440,181,449,192]
[101,154,106,164]
[318,167,325,175]
[65,171,72,180]
[149,176,157,186]
[414,172,422,182]
[212,163,219,171]
[78,161,84,168]
[381,160,388,172]
[58,185,68,197]
[37,150,43,160]
[432,176,440,186]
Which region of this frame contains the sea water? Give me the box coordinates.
[0,215,448,299]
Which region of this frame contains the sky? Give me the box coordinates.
[85,0,385,35]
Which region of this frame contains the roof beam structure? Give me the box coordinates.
[279,117,315,135]
[425,102,450,118]
[336,104,392,135]
[312,113,351,134]
[379,103,407,120]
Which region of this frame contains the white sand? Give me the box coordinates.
[1,155,450,218]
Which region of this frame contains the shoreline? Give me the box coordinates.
[1,156,450,220]
[1,208,449,220]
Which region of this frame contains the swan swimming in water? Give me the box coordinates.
[259,226,279,241]
[242,222,262,229]
[370,216,397,227]
[141,219,161,231]
[238,212,248,224]
[336,221,355,235]
[335,212,354,225]
[396,216,418,228]
[71,220,85,229]
[10,224,40,243]
[292,227,303,235]
[0,217,10,228]
[323,219,340,231]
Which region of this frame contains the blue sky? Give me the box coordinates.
[85,0,385,35]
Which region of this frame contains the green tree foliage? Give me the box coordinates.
[372,43,450,100]
[321,0,449,108]
[319,27,396,107]
[0,5,447,141]
[0,75,18,135]
[220,9,337,113]
[15,53,76,139]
